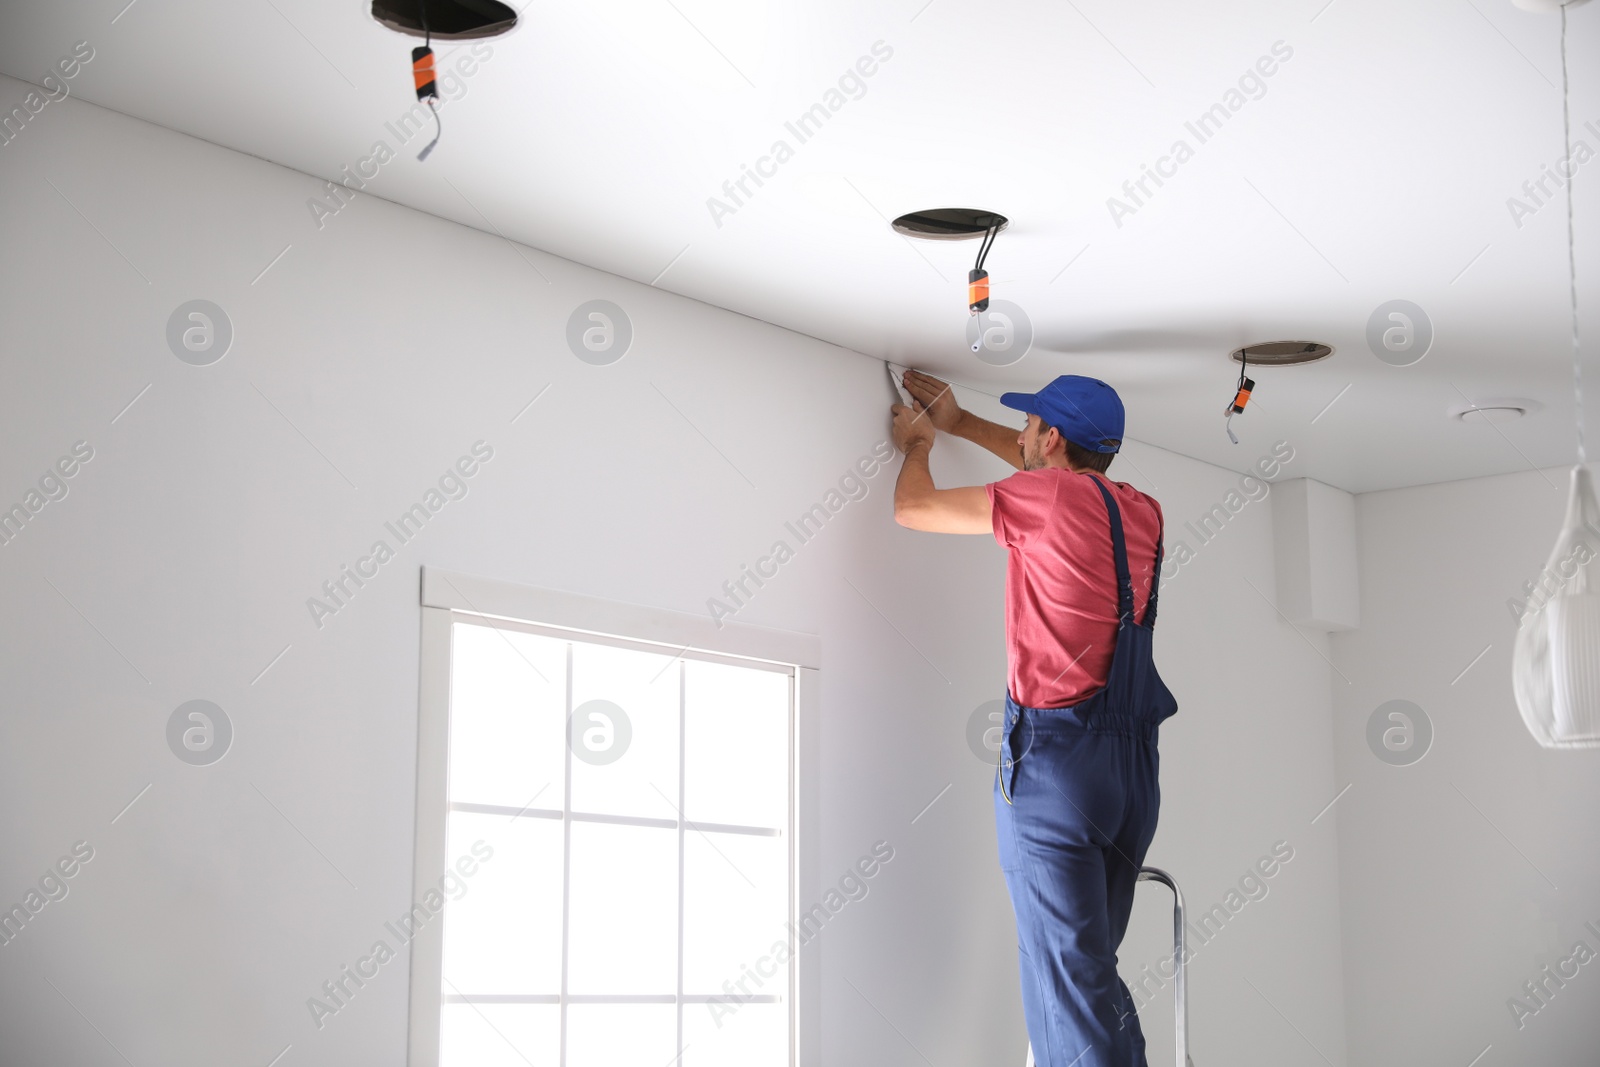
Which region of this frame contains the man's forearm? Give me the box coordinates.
[952,410,1024,470]
[894,442,936,516]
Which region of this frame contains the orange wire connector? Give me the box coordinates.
[412,46,437,100]
[968,268,990,315]
[1229,377,1255,415]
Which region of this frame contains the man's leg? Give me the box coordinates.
[1102,740,1161,1065]
[1102,846,1150,1065]
[996,728,1143,1067]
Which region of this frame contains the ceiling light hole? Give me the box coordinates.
[1460,407,1524,424]
[370,0,517,40]
[1451,398,1540,424]
[1512,0,1590,12]
[1230,341,1334,367]
[891,208,1009,241]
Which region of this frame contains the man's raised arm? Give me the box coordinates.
[890,401,993,535]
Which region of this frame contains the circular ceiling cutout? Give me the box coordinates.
[1512,0,1589,12]
[1458,407,1525,424]
[1230,341,1334,367]
[371,0,517,39]
[891,208,1009,240]
[1450,397,1541,423]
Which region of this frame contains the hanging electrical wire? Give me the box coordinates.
[372,0,517,158]
[1224,352,1255,444]
[1562,2,1584,466]
[413,0,443,161]
[969,217,998,315]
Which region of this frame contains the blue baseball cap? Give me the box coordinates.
[1000,375,1124,453]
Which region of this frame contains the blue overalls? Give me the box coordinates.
[994,476,1178,1067]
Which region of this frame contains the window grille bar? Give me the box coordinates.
[450,801,781,837]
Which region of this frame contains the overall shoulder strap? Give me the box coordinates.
[1089,476,1135,623]
[1145,538,1163,628]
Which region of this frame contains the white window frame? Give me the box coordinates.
[407,566,822,1067]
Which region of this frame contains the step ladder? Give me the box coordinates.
[1023,865,1192,1067]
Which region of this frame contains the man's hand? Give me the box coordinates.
[893,367,1024,470]
[891,402,935,455]
[902,370,963,433]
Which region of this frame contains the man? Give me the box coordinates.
[889,369,1178,1067]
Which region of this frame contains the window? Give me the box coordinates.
[410,571,818,1067]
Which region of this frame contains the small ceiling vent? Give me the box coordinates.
[371,0,517,39]
[1230,341,1333,367]
[891,208,1009,240]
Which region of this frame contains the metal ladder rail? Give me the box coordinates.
[1136,865,1192,1067]
[1022,865,1192,1067]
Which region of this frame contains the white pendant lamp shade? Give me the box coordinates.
[1513,465,1600,748]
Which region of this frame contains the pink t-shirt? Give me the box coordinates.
[986,468,1164,709]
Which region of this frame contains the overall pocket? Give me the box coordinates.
[999,706,1022,805]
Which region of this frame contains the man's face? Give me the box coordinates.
[1019,415,1052,471]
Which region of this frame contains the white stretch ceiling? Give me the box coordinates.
[3,0,1599,492]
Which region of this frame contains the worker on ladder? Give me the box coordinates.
[890,371,1179,1067]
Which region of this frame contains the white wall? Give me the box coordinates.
[0,77,1346,1067]
[1335,466,1600,1067]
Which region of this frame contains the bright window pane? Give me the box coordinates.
[440,811,562,995]
[567,1004,677,1067]
[684,660,788,829]
[449,622,566,809]
[440,1003,558,1067]
[682,831,789,997]
[683,1001,787,1067]
[567,821,677,994]
[440,619,796,1064]
[570,642,680,821]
